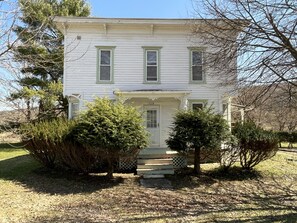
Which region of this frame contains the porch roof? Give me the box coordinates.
[113,89,190,101]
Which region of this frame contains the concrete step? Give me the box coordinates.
[137,169,175,175]
[137,164,173,169]
[143,174,165,179]
[137,158,172,165]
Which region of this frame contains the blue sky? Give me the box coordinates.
[88,0,194,18]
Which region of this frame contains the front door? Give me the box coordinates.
[144,105,160,147]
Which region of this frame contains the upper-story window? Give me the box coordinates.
[96,46,115,84]
[189,48,205,83]
[143,47,161,83]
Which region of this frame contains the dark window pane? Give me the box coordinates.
[100,66,110,80]
[192,51,202,65]
[193,103,203,111]
[147,51,157,65]
[147,66,157,81]
[147,110,157,128]
[192,65,203,81]
[101,50,110,65]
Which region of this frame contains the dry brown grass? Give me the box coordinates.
[0,132,21,143]
[0,144,296,223]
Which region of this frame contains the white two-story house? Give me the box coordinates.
[55,17,235,150]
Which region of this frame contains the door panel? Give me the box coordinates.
[144,105,160,147]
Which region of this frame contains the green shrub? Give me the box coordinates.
[277,131,297,148]
[21,118,98,173]
[220,135,239,171]
[166,107,229,174]
[72,98,148,178]
[232,122,278,170]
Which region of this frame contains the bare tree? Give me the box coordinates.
[233,83,297,131]
[0,0,20,59]
[192,0,297,101]
[0,0,27,124]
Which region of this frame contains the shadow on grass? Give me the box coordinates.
[169,166,262,190]
[205,166,262,181]
[0,143,126,195]
[0,142,24,150]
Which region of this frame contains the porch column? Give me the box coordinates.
[179,95,188,110]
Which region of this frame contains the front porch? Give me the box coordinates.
[114,89,190,148]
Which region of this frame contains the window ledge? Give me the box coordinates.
[189,80,206,84]
[143,81,161,84]
[96,81,114,84]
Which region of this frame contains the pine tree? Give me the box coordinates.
[11,0,90,120]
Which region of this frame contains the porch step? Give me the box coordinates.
[137,148,176,178]
[138,153,178,159]
[137,158,172,165]
[139,148,176,155]
[137,164,173,169]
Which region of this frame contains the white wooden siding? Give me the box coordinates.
[62,21,236,146]
[63,23,235,112]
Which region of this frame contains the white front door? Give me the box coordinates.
[144,105,160,147]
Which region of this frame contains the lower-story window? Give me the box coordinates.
[68,95,80,119]
[188,99,208,111]
[70,102,79,119]
[192,103,204,111]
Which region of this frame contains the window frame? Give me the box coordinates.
[68,95,80,119]
[188,47,206,84]
[96,46,115,84]
[143,46,162,84]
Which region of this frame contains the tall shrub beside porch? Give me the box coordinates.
[73,98,148,178]
[166,108,229,174]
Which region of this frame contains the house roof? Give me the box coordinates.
[53,16,248,28]
[54,16,199,25]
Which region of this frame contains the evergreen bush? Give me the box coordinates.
[21,118,98,173]
[232,122,279,170]
[166,107,229,174]
[72,98,148,178]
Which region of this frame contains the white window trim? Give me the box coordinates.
[96,46,115,84]
[188,47,206,84]
[142,46,162,84]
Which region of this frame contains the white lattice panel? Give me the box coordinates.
[173,156,187,169]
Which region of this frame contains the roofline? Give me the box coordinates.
[53,16,247,25]
[54,16,196,25]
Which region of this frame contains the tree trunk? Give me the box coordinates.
[194,147,201,174]
[106,157,114,179]
[26,100,31,121]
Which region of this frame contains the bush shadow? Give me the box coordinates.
[169,166,262,190]
[0,152,126,195]
[205,166,263,181]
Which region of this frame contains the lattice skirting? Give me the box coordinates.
[119,158,137,171]
[118,156,188,171]
[173,156,187,169]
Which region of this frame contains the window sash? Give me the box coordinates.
[146,50,158,82]
[99,49,112,81]
[191,51,203,81]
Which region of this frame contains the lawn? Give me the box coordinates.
[0,143,296,223]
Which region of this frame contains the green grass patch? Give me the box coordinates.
[0,143,40,179]
[280,142,297,148]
